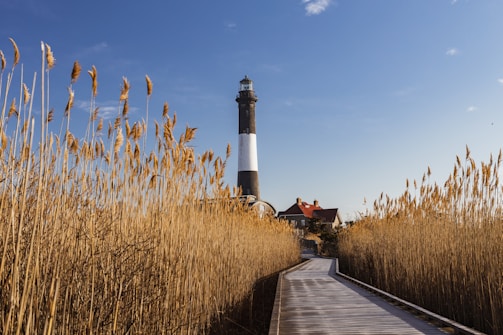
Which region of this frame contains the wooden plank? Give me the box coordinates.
[270,258,450,335]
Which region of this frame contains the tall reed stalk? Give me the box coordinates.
[0,40,300,334]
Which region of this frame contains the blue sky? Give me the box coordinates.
[2,0,503,220]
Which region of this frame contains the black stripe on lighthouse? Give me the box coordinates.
[236,76,260,199]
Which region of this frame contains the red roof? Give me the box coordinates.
[278,200,322,219]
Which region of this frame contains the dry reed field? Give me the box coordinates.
[338,146,503,335]
[0,39,300,334]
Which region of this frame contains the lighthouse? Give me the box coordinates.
[236,76,260,199]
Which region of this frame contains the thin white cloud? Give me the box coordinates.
[467,106,478,113]
[225,22,237,30]
[73,42,109,59]
[75,100,133,120]
[302,0,333,16]
[96,107,117,120]
[497,78,503,85]
[87,42,109,54]
[446,48,459,56]
[451,0,458,4]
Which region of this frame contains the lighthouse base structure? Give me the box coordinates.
[239,195,276,218]
[237,171,260,199]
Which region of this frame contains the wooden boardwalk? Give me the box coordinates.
[269,257,449,335]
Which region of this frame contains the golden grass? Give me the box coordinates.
[8,37,19,68]
[0,50,6,71]
[338,146,503,335]
[0,39,300,334]
[70,61,81,84]
[145,75,152,97]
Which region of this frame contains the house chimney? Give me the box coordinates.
[296,197,302,205]
[314,199,319,207]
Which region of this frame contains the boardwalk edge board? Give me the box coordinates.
[268,259,312,335]
[333,258,487,335]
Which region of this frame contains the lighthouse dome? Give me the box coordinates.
[239,75,253,91]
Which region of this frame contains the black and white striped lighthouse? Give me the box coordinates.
[236,76,260,199]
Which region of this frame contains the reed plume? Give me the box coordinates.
[8,98,17,118]
[64,87,74,116]
[162,101,169,118]
[226,143,231,160]
[146,75,152,97]
[113,116,121,129]
[47,108,54,123]
[0,50,5,71]
[0,129,6,152]
[9,37,19,68]
[88,65,98,96]
[71,61,81,83]
[45,43,55,69]
[114,127,124,154]
[91,107,99,121]
[144,75,153,151]
[22,83,30,105]
[122,99,129,117]
[96,118,103,132]
[119,76,129,101]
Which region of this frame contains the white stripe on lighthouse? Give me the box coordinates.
[238,133,258,171]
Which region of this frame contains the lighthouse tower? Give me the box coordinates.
[236,76,260,199]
